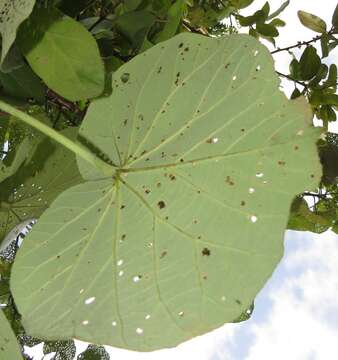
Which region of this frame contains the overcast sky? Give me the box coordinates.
[25,1,338,359]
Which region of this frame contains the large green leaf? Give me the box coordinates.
[0,0,36,65]
[18,6,105,101]
[0,309,23,359]
[11,33,321,351]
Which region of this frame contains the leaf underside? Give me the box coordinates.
[0,309,22,358]
[11,33,321,351]
[0,0,36,64]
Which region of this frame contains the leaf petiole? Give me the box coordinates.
[0,100,114,177]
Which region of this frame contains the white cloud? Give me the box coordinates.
[245,230,338,360]
[103,324,237,360]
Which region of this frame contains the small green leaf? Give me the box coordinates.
[0,309,23,359]
[0,0,36,66]
[321,33,329,58]
[323,93,338,106]
[297,10,327,33]
[290,88,301,100]
[299,46,321,80]
[115,10,155,48]
[269,18,286,27]
[332,3,338,28]
[237,10,266,27]
[77,345,109,360]
[267,0,290,20]
[323,64,337,89]
[288,197,331,233]
[289,59,301,80]
[308,64,328,89]
[256,23,279,37]
[261,2,270,17]
[237,15,257,27]
[249,27,259,39]
[154,0,185,43]
[18,7,105,101]
[319,105,337,122]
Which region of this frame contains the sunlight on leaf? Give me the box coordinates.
[11,33,321,351]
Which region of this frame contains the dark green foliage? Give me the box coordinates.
[77,345,110,360]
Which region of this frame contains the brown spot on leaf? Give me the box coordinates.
[278,160,286,166]
[202,248,210,256]
[225,176,235,186]
[158,200,166,209]
[160,251,167,259]
[241,201,246,206]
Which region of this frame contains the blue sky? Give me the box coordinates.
[24,1,338,359]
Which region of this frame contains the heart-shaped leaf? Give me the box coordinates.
[11,33,321,351]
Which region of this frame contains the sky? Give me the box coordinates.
[24,1,338,359]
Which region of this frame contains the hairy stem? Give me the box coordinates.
[0,100,114,177]
[271,28,334,55]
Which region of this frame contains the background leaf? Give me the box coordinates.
[0,308,23,359]
[299,46,321,80]
[297,10,327,33]
[18,6,105,101]
[0,121,83,246]
[11,33,321,351]
[0,0,36,66]
[115,10,156,49]
[0,62,45,103]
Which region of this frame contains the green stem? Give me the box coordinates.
[0,100,114,177]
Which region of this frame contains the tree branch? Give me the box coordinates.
[271,28,334,55]
[276,71,308,88]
